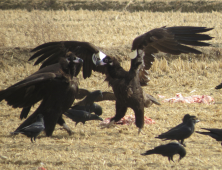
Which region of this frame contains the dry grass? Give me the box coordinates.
[1,10,222,49]
[1,9,222,169]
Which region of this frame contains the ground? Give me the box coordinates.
[0,2,222,170]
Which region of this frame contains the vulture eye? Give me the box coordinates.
[103,57,109,63]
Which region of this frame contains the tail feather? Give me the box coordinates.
[215,83,222,89]
[141,149,156,155]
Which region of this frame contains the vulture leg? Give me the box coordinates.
[132,105,144,134]
[101,100,127,129]
[111,100,127,123]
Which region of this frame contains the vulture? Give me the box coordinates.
[196,128,222,145]
[11,114,45,142]
[141,142,186,162]
[94,26,212,133]
[0,42,108,137]
[155,115,199,146]
[27,26,213,133]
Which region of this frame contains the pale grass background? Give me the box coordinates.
[0,9,222,169]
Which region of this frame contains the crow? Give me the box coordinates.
[11,114,45,142]
[71,103,103,116]
[141,142,186,162]
[155,115,199,146]
[64,109,103,126]
[196,128,222,145]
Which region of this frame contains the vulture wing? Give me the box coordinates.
[29,41,106,78]
[131,26,213,70]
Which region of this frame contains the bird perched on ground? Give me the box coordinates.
[64,109,103,126]
[11,114,45,142]
[155,114,199,146]
[71,103,103,116]
[28,26,213,134]
[141,142,186,162]
[0,52,83,136]
[3,41,112,137]
[94,27,212,133]
[196,128,222,145]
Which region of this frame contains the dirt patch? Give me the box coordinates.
[1,0,222,12]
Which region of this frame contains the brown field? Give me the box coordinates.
[1,9,222,170]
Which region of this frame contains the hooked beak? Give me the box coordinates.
[195,119,200,123]
[92,51,106,66]
[73,57,83,64]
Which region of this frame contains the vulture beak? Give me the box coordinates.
[73,57,83,64]
[195,119,200,123]
[95,60,107,66]
[92,51,106,66]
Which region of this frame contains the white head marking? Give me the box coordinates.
[129,50,137,59]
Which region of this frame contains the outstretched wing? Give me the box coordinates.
[29,41,107,78]
[131,26,213,70]
[0,72,56,108]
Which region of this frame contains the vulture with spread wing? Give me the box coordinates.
[94,26,213,133]
[0,41,111,137]
[27,26,213,133]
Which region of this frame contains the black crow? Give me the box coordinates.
[0,52,83,136]
[71,103,103,116]
[141,142,186,162]
[155,115,199,146]
[196,128,222,145]
[11,114,45,142]
[64,109,103,126]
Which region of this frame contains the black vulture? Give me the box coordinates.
[27,26,213,134]
[155,115,199,146]
[196,128,222,145]
[64,109,103,126]
[141,142,186,162]
[0,52,83,136]
[94,26,212,133]
[11,114,45,142]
